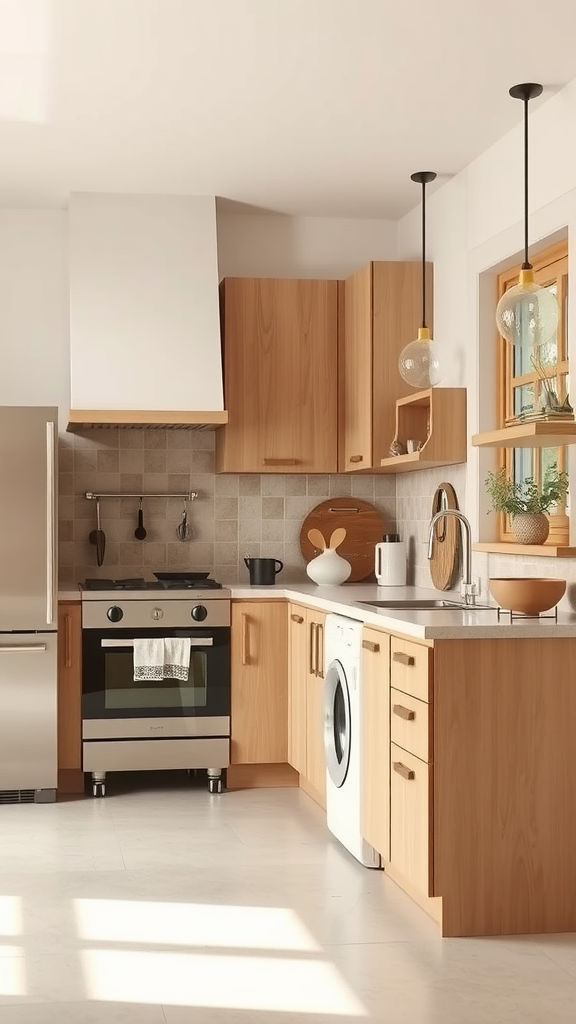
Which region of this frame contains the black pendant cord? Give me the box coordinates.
[522,94,530,270]
[421,179,427,328]
[509,83,543,271]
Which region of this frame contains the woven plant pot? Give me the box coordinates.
[511,512,550,545]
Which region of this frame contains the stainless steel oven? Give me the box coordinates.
[81,586,231,796]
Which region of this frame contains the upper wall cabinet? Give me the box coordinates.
[68,194,227,429]
[339,261,432,472]
[216,278,338,473]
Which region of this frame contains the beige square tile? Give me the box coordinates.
[145,496,168,519]
[215,520,238,542]
[168,473,191,492]
[285,496,313,520]
[74,448,98,472]
[59,496,74,519]
[261,474,284,495]
[144,430,167,449]
[59,520,73,542]
[261,541,285,560]
[58,541,74,566]
[166,449,192,474]
[166,543,194,566]
[191,450,215,472]
[58,446,74,472]
[284,474,307,495]
[142,542,168,566]
[120,473,144,493]
[351,475,376,498]
[374,474,396,497]
[330,474,351,495]
[119,430,144,449]
[167,430,192,449]
[189,541,214,567]
[262,519,284,543]
[307,474,329,495]
[142,473,169,493]
[190,473,215,499]
[191,430,216,450]
[97,450,120,473]
[215,474,239,495]
[59,473,73,495]
[120,449,145,474]
[239,496,261,520]
[262,497,284,519]
[239,518,261,544]
[213,542,239,565]
[119,543,144,566]
[239,475,261,496]
[215,496,238,520]
[144,450,167,473]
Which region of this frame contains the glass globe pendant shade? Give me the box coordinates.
[398,327,442,389]
[495,268,558,348]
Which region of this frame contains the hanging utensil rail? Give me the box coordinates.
[85,491,198,501]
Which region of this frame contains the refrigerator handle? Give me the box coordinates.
[46,421,56,626]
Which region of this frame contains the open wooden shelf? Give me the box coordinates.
[472,421,576,448]
[473,542,576,558]
[379,387,467,474]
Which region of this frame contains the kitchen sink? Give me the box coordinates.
[356,599,493,611]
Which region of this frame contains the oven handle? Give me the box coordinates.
[100,638,213,648]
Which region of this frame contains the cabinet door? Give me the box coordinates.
[57,602,82,772]
[361,628,391,859]
[390,742,433,896]
[340,263,373,471]
[230,601,288,764]
[288,605,308,774]
[217,278,338,473]
[305,609,327,807]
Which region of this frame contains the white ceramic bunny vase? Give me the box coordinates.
[306,528,352,586]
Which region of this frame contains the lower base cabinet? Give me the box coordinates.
[288,603,326,808]
[390,743,432,896]
[230,600,288,764]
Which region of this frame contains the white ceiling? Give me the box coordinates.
[2,0,576,218]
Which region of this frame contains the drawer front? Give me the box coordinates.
[390,742,432,896]
[390,688,431,763]
[390,637,432,702]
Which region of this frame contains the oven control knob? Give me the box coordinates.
[151,607,164,621]
[191,604,208,622]
[107,605,123,622]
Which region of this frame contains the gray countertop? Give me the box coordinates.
[57,581,576,639]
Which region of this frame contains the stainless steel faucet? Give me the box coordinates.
[427,509,478,606]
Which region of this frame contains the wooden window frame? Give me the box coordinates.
[497,240,569,545]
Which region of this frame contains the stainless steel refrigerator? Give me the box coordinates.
[0,407,58,802]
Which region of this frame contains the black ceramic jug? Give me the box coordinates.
[244,557,284,586]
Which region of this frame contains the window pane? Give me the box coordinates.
[513,384,535,416]
[539,446,564,513]
[513,447,533,486]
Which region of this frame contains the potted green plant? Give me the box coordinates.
[484,463,569,544]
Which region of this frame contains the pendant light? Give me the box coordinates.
[398,171,442,389]
[495,83,558,348]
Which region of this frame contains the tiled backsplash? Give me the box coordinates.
[395,464,467,592]
[58,430,396,585]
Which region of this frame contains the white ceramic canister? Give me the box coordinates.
[375,534,407,586]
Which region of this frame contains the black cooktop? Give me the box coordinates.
[84,577,223,591]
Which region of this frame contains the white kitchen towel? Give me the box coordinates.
[133,639,165,681]
[162,638,191,681]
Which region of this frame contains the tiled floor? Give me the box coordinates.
[1,775,576,1023]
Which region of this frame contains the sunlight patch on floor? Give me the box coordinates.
[0,896,22,936]
[74,898,321,951]
[81,949,368,1014]
[0,956,25,996]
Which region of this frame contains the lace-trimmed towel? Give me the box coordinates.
[133,638,191,681]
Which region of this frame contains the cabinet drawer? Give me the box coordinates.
[390,688,431,763]
[390,742,432,896]
[390,637,432,702]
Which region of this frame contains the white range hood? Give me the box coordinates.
[67,193,227,430]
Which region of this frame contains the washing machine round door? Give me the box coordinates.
[324,659,351,788]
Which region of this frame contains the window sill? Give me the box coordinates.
[473,542,576,558]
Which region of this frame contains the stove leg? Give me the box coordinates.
[207,768,223,794]
[91,770,106,798]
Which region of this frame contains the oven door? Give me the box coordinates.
[82,627,230,721]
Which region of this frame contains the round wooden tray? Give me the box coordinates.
[299,498,386,583]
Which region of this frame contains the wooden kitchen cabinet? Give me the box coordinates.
[287,604,326,808]
[57,601,84,794]
[216,278,338,473]
[360,628,391,860]
[230,600,288,764]
[339,261,432,472]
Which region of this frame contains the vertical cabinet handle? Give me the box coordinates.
[309,621,317,675]
[392,704,415,721]
[241,612,249,666]
[393,761,415,781]
[393,651,415,666]
[316,623,324,678]
[65,613,72,669]
[291,613,304,624]
[362,639,380,653]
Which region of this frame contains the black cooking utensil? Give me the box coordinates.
[134,498,147,540]
[88,497,106,566]
[176,498,192,541]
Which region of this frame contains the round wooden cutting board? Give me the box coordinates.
[429,483,461,591]
[300,498,386,582]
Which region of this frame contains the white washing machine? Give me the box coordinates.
[323,614,380,868]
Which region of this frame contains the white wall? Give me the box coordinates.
[0,209,69,425]
[217,213,397,279]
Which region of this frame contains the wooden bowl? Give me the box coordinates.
[489,577,566,615]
